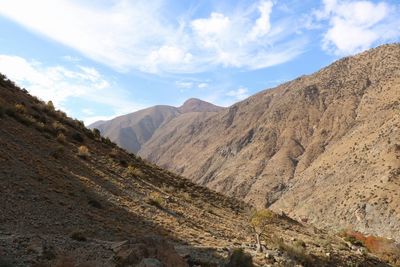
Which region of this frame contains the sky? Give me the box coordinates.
[0,0,399,124]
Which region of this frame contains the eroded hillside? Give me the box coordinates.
[138,44,400,241]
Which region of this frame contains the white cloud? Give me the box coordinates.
[198,83,209,89]
[316,0,400,55]
[176,81,194,89]
[62,55,81,63]
[0,0,305,73]
[0,55,144,123]
[248,0,274,41]
[226,87,250,101]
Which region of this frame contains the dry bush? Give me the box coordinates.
[147,192,165,208]
[277,239,313,266]
[57,133,66,143]
[14,103,26,113]
[52,121,67,133]
[77,146,90,159]
[127,165,145,178]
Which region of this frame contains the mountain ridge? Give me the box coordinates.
[89,98,223,153]
[98,44,400,242]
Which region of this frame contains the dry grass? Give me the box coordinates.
[77,146,90,159]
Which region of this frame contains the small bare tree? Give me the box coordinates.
[250,209,274,252]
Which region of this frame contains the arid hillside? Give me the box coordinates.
[138,44,400,241]
[90,98,223,153]
[0,74,393,266]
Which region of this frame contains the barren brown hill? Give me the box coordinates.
[0,74,394,266]
[90,98,223,153]
[139,44,400,242]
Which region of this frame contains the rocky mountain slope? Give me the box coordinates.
[136,44,400,242]
[90,98,223,153]
[2,76,392,266]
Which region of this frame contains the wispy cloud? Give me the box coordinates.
[0,55,145,124]
[315,0,400,55]
[226,87,250,101]
[0,0,307,74]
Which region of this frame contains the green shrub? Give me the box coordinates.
[225,248,253,267]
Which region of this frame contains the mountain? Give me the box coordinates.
[137,44,400,242]
[89,98,223,153]
[0,74,393,266]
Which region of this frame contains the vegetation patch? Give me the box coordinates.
[77,145,90,159]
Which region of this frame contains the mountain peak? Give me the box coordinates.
[178,98,223,113]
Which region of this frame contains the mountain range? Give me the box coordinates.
[91,44,400,243]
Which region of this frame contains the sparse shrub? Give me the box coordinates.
[92,128,101,138]
[77,145,89,159]
[278,240,312,266]
[294,239,306,248]
[15,114,35,126]
[127,165,145,178]
[14,103,26,114]
[47,101,55,111]
[70,230,86,242]
[179,191,191,201]
[225,248,253,267]
[56,133,66,143]
[52,121,66,133]
[72,132,84,143]
[34,121,45,131]
[147,192,165,208]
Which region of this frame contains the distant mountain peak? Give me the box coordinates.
[178,98,223,113]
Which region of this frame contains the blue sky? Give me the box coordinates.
[0,0,399,124]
